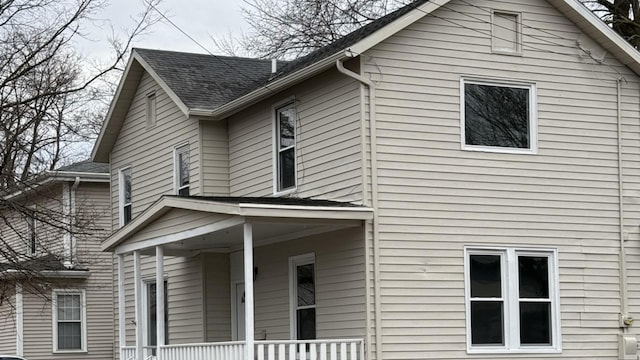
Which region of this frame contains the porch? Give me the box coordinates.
[106,196,373,360]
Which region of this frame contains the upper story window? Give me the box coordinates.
[26,205,36,255]
[492,11,522,54]
[461,78,537,154]
[289,253,316,340]
[146,92,157,127]
[52,289,86,352]
[174,144,190,196]
[119,168,132,226]
[275,103,296,193]
[465,247,560,354]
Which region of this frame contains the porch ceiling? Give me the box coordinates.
[104,195,373,254]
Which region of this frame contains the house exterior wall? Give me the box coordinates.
[226,68,364,203]
[200,120,230,196]
[110,71,200,229]
[203,252,231,342]
[361,0,640,358]
[0,292,16,354]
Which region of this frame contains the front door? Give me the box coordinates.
[234,282,245,341]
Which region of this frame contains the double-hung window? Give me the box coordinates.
[26,205,36,255]
[290,254,316,340]
[53,289,86,352]
[119,168,132,226]
[465,247,560,353]
[461,78,537,154]
[275,103,296,193]
[174,144,190,196]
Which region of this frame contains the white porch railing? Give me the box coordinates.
[255,339,365,360]
[122,339,363,360]
[158,341,246,360]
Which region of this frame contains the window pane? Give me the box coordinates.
[57,295,80,321]
[518,256,549,298]
[470,301,504,345]
[297,264,315,306]
[465,83,530,149]
[279,149,295,190]
[58,322,81,350]
[520,302,551,345]
[124,205,132,224]
[124,171,132,203]
[297,308,316,340]
[148,283,157,347]
[178,187,190,196]
[179,151,190,186]
[279,108,295,148]
[470,255,501,298]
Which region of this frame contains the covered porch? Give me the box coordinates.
[105,196,373,360]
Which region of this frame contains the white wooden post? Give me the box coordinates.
[134,250,143,360]
[15,283,23,356]
[244,223,255,360]
[118,254,127,358]
[156,246,165,359]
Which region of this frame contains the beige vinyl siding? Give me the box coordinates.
[228,68,363,203]
[362,0,640,358]
[250,227,366,340]
[120,254,206,346]
[110,71,200,229]
[204,253,231,342]
[200,120,230,196]
[0,293,16,354]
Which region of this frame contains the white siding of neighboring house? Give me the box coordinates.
[0,293,16,354]
[110,71,200,230]
[361,0,640,358]
[227,67,364,203]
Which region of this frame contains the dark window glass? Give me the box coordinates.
[279,108,295,148]
[470,301,504,345]
[58,322,82,349]
[27,211,36,254]
[279,148,295,190]
[518,256,549,298]
[297,308,316,340]
[520,302,551,345]
[124,204,132,225]
[147,281,169,349]
[470,255,501,298]
[124,171,132,203]
[297,264,315,307]
[465,83,530,149]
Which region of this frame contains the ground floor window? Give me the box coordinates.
[290,253,316,340]
[465,247,561,353]
[52,289,86,352]
[146,280,169,350]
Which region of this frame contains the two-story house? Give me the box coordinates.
[92,0,640,359]
[0,161,114,360]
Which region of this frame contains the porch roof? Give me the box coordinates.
[102,195,373,253]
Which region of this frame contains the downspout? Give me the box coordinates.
[66,177,80,269]
[336,55,383,360]
[617,78,632,330]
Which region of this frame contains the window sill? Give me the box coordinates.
[53,349,87,354]
[467,347,561,355]
[274,187,297,197]
[462,144,537,155]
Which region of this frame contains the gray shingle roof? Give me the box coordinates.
[168,195,363,207]
[56,160,109,174]
[135,49,286,110]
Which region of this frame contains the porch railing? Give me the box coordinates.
[122,339,364,360]
[255,339,365,360]
[159,341,246,360]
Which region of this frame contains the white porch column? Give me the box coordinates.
[156,246,165,358]
[15,283,23,356]
[134,250,143,360]
[118,254,126,359]
[243,223,255,360]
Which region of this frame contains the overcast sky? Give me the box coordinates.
[78,0,248,58]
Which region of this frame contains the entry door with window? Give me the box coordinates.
[146,281,168,352]
[290,254,316,340]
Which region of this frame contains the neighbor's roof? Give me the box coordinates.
[92,0,640,162]
[55,160,109,174]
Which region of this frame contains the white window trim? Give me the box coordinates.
[173,142,190,196]
[464,246,561,354]
[289,253,316,339]
[460,77,538,154]
[272,99,297,196]
[491,10,523,55]
[52,289,87,353]
[118,167,132,227]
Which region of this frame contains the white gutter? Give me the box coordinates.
[336,55,383,360]
[617,78,632,329]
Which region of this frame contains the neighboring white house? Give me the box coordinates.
[93,0,640,359]
[0,161,114,360]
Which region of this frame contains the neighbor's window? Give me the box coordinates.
[290,254,316,340]
[147,92,157,127]
[26,206,36,254]
[119,168,132,226]
[492,11,522,54]
[461,79,536,153]
[174,144,190,196]
[275,103,296,192]
[465,247,560,353]
[53,290,86,352]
